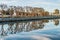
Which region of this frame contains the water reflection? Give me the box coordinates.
[53,19,59,26]
[0,19,59,37]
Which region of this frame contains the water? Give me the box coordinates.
[0,19,60,40]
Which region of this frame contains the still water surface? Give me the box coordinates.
[0,19,60,40]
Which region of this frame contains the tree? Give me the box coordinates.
[1,10,6,15]
[1,9,6,18]
[54,9,59,14]
[0,4,7,9]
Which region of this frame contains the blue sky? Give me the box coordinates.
[0,0,60,12]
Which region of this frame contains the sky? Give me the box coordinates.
[0,0,60,12]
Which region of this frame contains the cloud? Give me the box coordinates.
[0,0,60,6]
[0,0,60,12]
[28,1,60,6]
[0,0,16,4]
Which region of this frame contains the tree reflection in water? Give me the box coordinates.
[0,20,50,36]
[8,23,14,34]
[0,23,7,36]
[53,19,59,26]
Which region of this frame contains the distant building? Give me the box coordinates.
[31,7,44,16]
[44,11,49,16]
[23,6,33,13]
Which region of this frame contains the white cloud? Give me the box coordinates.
[0,0,60,6]
[0,0,15,4]
[0,0,60,12]
[28,1,60,6]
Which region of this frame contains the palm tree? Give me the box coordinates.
[9,8,14,17]
[1,9,6,19]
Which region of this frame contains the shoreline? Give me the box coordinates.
[0,16,60,22]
